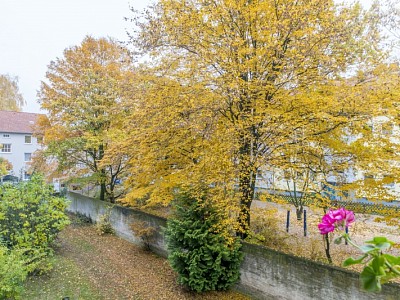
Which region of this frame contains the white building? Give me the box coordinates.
[0,110,42,180]
[256,116,400,201]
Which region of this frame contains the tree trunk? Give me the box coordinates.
[238,175,254,239]
[98,144,107,202]
[109,183,115,203]
[100,181,106,201]
[296,206,303,221]
[237,138,257,239]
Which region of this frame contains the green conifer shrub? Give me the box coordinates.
[166,191,243,293]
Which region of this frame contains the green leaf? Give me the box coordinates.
[371,256,385,273]
[364,237,393,251]
[343,254,367,267]
[383,254,400,266]
[360,245,377,253]
[334,236,343,245]
[360,265,382,292]
[375,242,393,251]
[365,237,395,246]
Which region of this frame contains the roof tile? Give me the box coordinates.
[0,110,43,134]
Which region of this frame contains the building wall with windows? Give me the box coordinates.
[255,116,400,201]
[0,111,42,180]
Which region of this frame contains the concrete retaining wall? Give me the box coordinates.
[66,192,400,300]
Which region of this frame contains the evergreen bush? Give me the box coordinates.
[166,191,243,293]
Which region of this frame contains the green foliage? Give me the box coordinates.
[0,245,29,299]
[341,235,400,292]
[0,175,69,297]
[72,212,93,225]
[0,175,70,252]
[166,192,243,293]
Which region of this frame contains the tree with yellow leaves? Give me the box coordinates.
[0,157,12,178]
[0,74,24,111]
[38,36,134,202]
[125,0,396,237]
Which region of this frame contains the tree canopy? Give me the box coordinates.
[124,0,398,236]
[0,158,12,177]
[0,74,24,111]
[38,36,134,202]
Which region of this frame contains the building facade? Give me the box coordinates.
[255,116,400,202]
[0,110,42,180]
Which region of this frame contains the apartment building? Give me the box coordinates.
[256,116,400,201]
[0,110,42,180]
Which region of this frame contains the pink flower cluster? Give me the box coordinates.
[318,208,355,235]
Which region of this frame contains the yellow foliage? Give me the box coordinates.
[122,0,396,234]
[37,36,134,202]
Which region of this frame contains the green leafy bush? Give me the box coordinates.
[0,175,70,252]
[166,191,243,293]
[0,175,70,297]
[0,245,29,299]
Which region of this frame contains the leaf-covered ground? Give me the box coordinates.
[252,201,400,269]
[22,218,250,300]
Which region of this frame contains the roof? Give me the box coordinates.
[0,110,42,134]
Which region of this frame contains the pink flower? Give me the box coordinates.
[318,208,355,235]
[318,214,335,234]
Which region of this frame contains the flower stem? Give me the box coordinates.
[343,234,364,252]
[385,261,400,276]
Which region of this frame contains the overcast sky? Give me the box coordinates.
[0,0,374,113]
[0,0,151,113]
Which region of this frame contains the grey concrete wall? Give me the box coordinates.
[67,192,167,257]
[239,243,399,300]
[66,192,400,300]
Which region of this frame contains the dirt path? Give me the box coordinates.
[57,220,250,300]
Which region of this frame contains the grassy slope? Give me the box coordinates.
[22,217,249,300]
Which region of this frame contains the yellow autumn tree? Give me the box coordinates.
[0,74,25,111]
[125,0,394,236]
[0,157,12,178]
[38,36,134,202]
[263,69,400,219]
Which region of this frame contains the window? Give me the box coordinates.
[1,144,11,153]
[24,153,32,162]
[2,134,10,138]
[25,135,32,144]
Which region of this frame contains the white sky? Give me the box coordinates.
[0,0,151,113]
[0,0,373,113]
